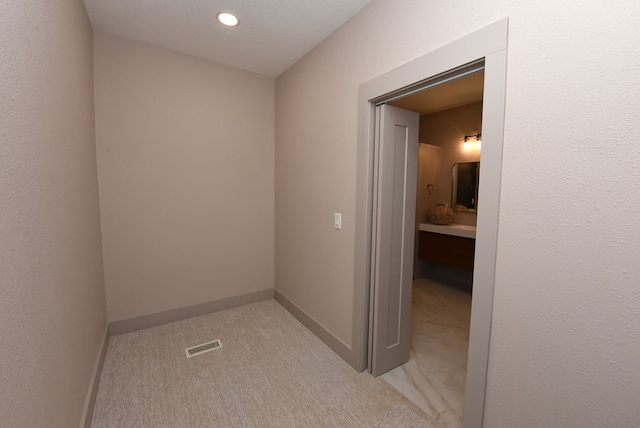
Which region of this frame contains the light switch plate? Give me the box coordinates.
[334,213,342,230]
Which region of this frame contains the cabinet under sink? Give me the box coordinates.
[418,223,476,271]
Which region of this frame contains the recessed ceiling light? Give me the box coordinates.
[217,12,239,27]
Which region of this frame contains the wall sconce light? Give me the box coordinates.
[463,133,482,151]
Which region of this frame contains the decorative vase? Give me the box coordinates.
[428,203,455,225]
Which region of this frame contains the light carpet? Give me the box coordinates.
[91,299,441,427]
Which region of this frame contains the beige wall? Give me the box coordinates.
[0,1,107,427]
[275,1,640,426]
[94,33,275,322]
[420,101,482,226]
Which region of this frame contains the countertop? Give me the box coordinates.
[419,223,476,239]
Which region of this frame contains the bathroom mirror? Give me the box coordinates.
[452,162,479,212]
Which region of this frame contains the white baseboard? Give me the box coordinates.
[109,288,274,335]
[274,289,358,370]
[79,326,109,428]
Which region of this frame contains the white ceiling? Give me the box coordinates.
[83,0,372,78]
[389,71,485,115]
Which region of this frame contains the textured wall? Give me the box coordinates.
[94,33,275,322]
[0,1,107,427]
[275,0,640,425]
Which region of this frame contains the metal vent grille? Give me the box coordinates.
[185,339,222,358]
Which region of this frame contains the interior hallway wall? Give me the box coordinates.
[94,33,275,322]
[0,1,107,426]
[275,1,640,426]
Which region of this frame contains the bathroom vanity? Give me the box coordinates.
[418,223,476,271]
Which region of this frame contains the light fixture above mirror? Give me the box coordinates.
[463,133,482,151]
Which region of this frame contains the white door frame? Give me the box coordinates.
[352,19,508,427]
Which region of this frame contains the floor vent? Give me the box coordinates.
[185,339,222,358]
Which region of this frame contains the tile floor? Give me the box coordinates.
[381,278,472,427]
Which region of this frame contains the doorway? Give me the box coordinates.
[352,19,508,428]
[382,77,484,426]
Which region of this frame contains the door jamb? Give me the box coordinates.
[351,18,508,428]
